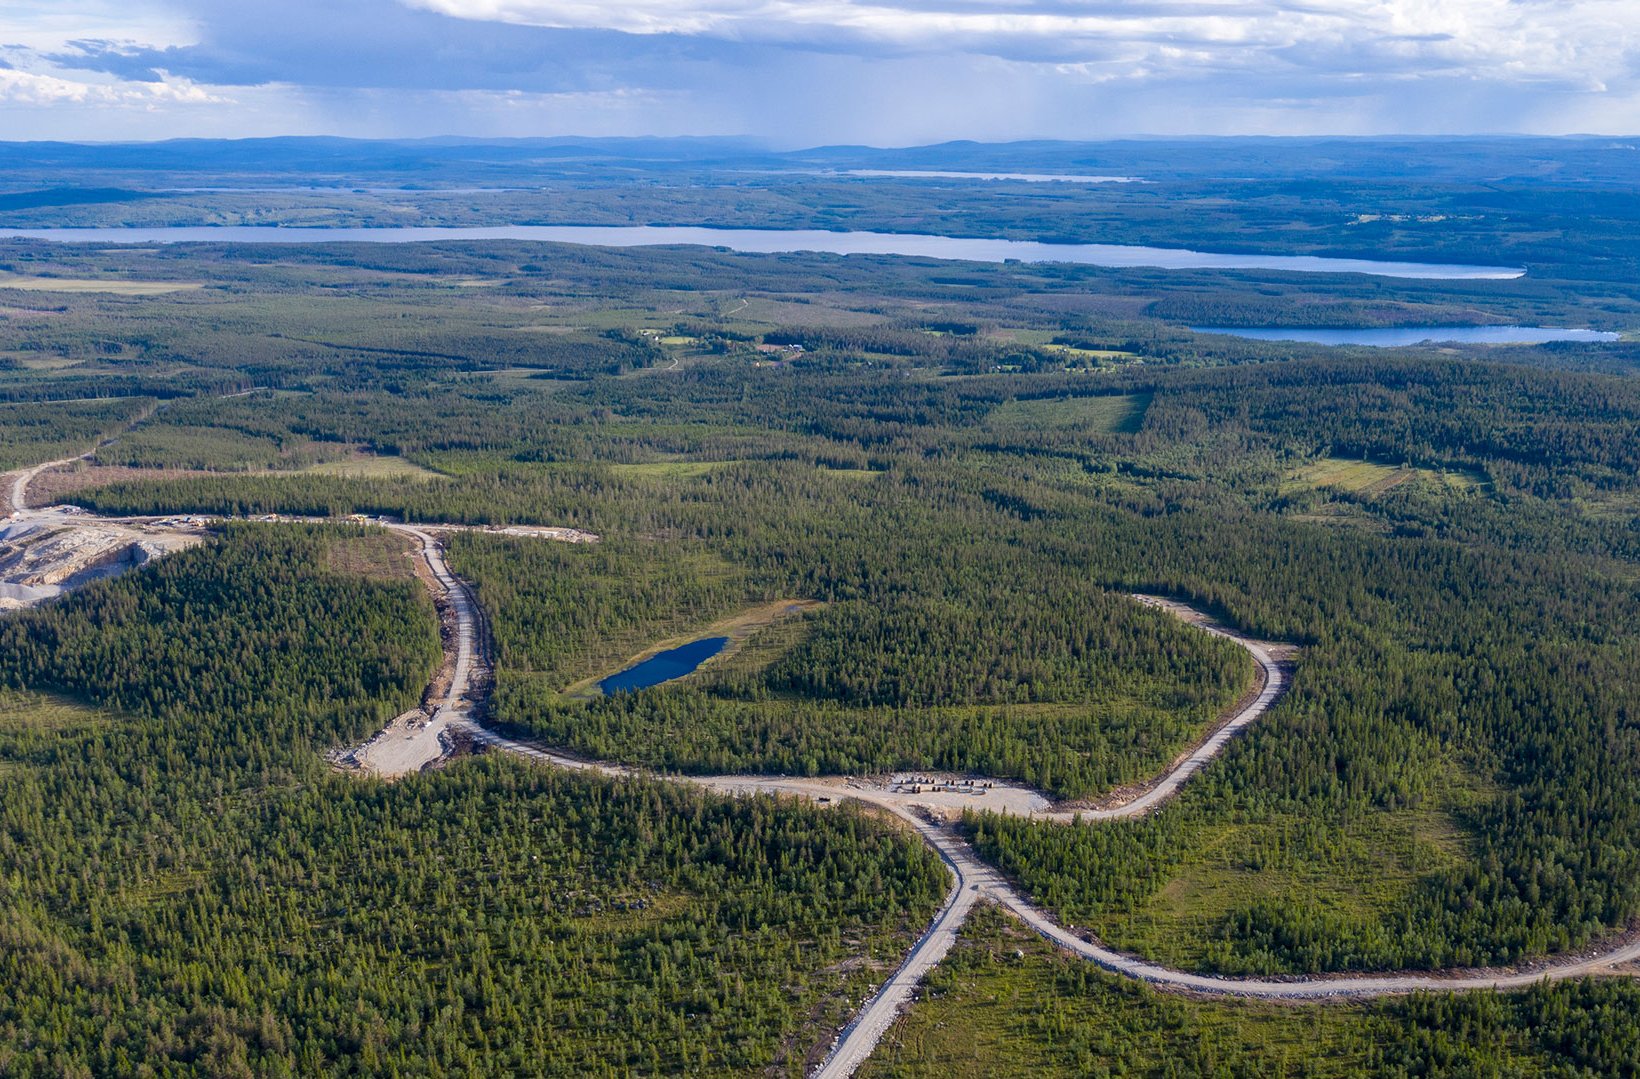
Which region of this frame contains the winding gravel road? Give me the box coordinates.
[12,460,1633,1077]
[1037,594,1289,823]
[385,530,1640,1075]
[5,451,93,515]
[392,525,480,726]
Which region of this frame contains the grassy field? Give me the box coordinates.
[0,692,122,779]
[1107,808,1474,970]
[818,464,885,480]
[304,453,445,480]
[607,459,745,478]
[1285,456,1486,497]
[8,354,81,370]
[0,692,117,735]
[864,906,1380,1078]
[735,297,889,327]
[987,393,1152,435]
[1074,756,1495,974]
[1042,343,1139,365]
[0,276,202,295]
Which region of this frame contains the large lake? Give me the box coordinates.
[599,636,729,695]
[1193,326,1619,346]
[0,225,1524,280]
[844,170,1141,184]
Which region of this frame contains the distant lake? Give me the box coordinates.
[0,225,1524,280]
[844,170,1142,184]
[599,636,729,694]
[1193,326,1619,346]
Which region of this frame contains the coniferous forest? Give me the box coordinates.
[4,142,1640,1073]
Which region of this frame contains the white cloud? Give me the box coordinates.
[3,0,1638,141]
[401,0,1640,90]
[0,25,230,113]
[0,65,226,108]
[0,0,226,113]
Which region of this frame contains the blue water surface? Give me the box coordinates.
[0,225,1523,280]
[599,636,729,694]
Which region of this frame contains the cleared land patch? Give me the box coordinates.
[323,529,420,582]
[606,459,744,479]
[303,453,444,480]
[32,452,440,502]
[1286,456,1485,497]
[1084,756,1494,974]
[0,276,202,296]
[30,464,218,505]
[987,393,1151,435]
[98,425,309,472]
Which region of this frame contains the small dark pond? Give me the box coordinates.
[599,636,729,694]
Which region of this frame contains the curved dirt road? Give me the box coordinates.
[8,444,1637,1068]
[4,451,93,515]
[912,813,1640,999]
[380,532,1640,1071]
[391,525,481,727]
[1037,594,1288,822]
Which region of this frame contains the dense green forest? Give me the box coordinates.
[56,328,1640,975]
[0,528,944,1073]
[0,396,154,472]
[445,526,1249,797]
[4,191,1640,1074]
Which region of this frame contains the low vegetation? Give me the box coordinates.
[865,905,1640,1077]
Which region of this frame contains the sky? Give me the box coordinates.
[1,0,1637,144]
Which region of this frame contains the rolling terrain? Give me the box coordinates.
[3,143,1640,1074]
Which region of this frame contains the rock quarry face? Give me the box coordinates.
[0,512,204,609]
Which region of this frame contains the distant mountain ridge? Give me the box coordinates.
[1,134,1637,186]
